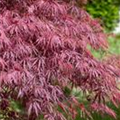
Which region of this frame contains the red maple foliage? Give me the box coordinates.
[0,0,120,120]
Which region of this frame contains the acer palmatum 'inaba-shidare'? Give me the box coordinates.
[0,0,120,120]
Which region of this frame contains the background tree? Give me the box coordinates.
[0,0,120,120]
[86,0,120,31]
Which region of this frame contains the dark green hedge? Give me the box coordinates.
[86,0,120,31]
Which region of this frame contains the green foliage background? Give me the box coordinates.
[86,0,120,31]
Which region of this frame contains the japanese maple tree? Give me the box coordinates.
[0,0,120,120]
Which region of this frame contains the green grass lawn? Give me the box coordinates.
[89,34,120,59]
[108,35,120,55]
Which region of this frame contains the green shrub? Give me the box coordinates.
[86,0,120,31]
